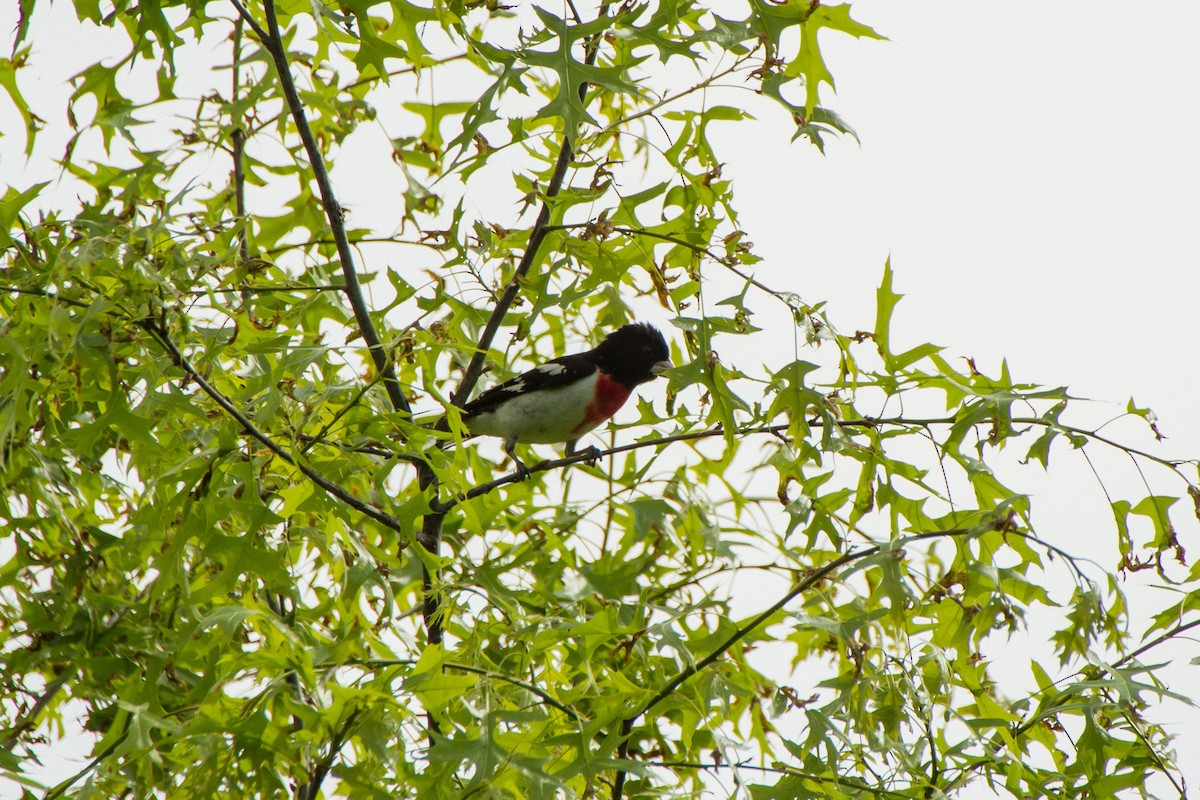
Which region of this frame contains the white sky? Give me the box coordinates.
[2,0,1198,796]
[729,5,1200,793]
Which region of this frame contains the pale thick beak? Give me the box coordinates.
[651,360,672,377]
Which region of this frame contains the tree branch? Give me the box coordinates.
[452,10,609,406]
[550,222,800,312]
[231,15,250,266]
[644,759,915,799]
[138,319,409,535]
[419,0,613,672]
[0,669,75,753]
[255,0,411,416]
[595,55,754,137]
[336,659,586,723]
[297,708,361,800]
[431,417,954,511]
[226,0,269,46]
[610,522,1007,800]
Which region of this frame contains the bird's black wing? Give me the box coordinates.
[461,353,598,416]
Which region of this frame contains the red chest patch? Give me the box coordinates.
[573,373,631,434]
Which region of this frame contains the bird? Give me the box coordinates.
[460,323,671,476]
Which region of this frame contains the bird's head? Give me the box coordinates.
[592,323,672,386]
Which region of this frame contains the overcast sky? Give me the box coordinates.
[728,5,1200,792]
[3,0,1197,795]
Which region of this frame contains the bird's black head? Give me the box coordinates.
[592,323,671,387]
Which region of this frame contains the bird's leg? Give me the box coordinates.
[504,437,531,480]
[565,439,601,466]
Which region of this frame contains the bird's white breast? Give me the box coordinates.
[465,372,601,444]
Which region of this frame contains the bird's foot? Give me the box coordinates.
[566,442,602,466]
[511,458,532,481]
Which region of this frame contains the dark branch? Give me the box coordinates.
[138,319,409,535]
[334,659,586,723]
[226,0,270,45]
[416,0,613,680]
[551,222,791,309]
[611,522,1007,800]
[432,418,944,511]
[258,0,411,416]
[297,708,361,800]
[452,11,609,406]
[0,670,75,753]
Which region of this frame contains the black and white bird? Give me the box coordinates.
[461,323,671,474]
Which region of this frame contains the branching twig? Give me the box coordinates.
[594,56,754,138]
[550,222,801,311]
[452,11,609,405]
[938,617,1200,796]
[431,417,944,511]
[0,669,75,753]
[644,759,914,799]
[419,0,613,663]
[282,409,1196,514]
[334,659,586,722]
[226,0,269,44]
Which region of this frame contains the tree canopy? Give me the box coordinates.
[1,0,1197,798]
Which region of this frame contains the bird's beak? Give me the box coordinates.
[651,360,672,378]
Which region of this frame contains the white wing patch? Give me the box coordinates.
[535,363,569,376]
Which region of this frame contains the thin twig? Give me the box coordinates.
[938,615,1199,796]
[262,236,445,257]
[226,0,269,45]
[0,669,76,753]
[595,56,753,137]
[231,15,250,265]
[1118,617,1200,668]
[645,759,914,799]
[419,0,614,667]
[432,418,945,512]
[452,10,610,406]
[551,222,795,310]
[336,658,586,722]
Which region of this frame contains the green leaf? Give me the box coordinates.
[0,48,37,156]
[405,646,479,715]
[0,181,47,248]
[523,6,641,132]
[874,257,900,361]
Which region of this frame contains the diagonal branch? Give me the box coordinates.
[227,0,269,45]
[452,7,611,407]
[609,522,1007,800]
[336,658,587,723]
[246,0,412,416]
[0,670,75,754]
[420,0,614,662]
[941,613,1200,796]
[138,319,408,535]
[297,708,361,800]
[550,222,798,311]
[432,417,950,512]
